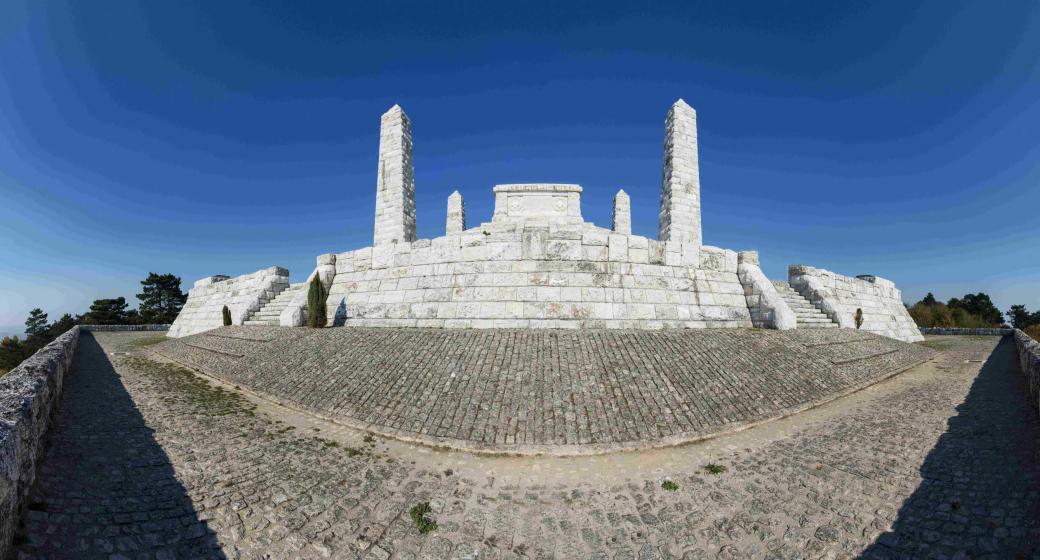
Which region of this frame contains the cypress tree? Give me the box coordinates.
[222,305,232,326]
[307,275,327,328]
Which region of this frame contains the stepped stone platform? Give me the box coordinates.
[152,326,934,454]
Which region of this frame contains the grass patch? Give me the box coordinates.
[123,334,169,350]
[661,480,679,491]
[344,446,364,457]
[409,502,437,535]
[704,463,727,475]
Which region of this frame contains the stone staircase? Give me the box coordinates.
[771,281,839,329]
[243,283,306,326]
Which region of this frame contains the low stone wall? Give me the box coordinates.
[169,267,289,338]
[0,326,80,558]
[788,265,922,343]
[81,324,170,332]
[920,328,1012,336]
[1014,329,1040,414]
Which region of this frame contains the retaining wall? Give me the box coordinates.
[0,326,79,558]
[168,267,289,338]
[920,328,1012,336]
[324,224,752,329]
[81,324,170,332]
[1014,329,1040,415]
[788,265,922,343]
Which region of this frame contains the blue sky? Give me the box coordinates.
[1,1,1038,333]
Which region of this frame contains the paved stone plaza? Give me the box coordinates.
[151,327,932,454]
[10,332,1040,559]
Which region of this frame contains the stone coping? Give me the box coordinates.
[81,324,170,332]
[152,326,935,456]
[0,326,80,559]
[920,328,1013,336]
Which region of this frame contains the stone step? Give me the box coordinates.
[243,320,279,326]
[771,280,839,329]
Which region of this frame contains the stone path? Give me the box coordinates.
[152,327,933,453]
[10,332,1040,559]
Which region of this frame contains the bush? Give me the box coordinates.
[222,305,232,326]
[854,308,863,329]
[307,275,327,328]
[1025,324,1040,341]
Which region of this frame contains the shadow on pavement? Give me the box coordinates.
[861,336,1040,558]
[10,332,226,559]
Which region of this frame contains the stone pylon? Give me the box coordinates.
[446,190,465,234]
[612,189,631,235]
[374,105,416,246]
[658,99,701,247]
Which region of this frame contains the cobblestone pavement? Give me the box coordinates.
[152,327,933,453]
[12,333,1040,559]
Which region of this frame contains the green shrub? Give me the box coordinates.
[704,463,727,475]
[409,502,437,534]
[854,308,863,329]
[661,480,679,491]
[222,305,232,326]
[307,275,327,328]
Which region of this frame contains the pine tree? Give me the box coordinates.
[307,276,327,328]
[137,273,187,323]
[222,305,233,326]
[24,308,48,338]
[83,297,129,325]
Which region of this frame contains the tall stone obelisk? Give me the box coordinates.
[374,105,416,246]
[658,99,701,247]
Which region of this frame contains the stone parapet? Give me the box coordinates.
[168,266,290,338]
[920,328,1013,336]
[80,324,170,332]
[0,326,80,558]
[788,265,922,342]
[1014,329,1040,415]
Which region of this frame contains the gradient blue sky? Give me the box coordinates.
[1,1,1038,333]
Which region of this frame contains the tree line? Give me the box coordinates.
[908,291,1040,339]
[0,273,186,374]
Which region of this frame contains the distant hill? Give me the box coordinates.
[0,326,25,340]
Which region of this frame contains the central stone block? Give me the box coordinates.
[491,184,583,225]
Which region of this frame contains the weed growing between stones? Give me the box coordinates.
[661,480,679,491]
[126,356,256,417]
[704,463,727,475]
[409,502,437,535]
[123,334,168,350]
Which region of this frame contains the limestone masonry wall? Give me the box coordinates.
[0,326,79,558]
[1014,329,1040,415]
[168,267,289,338]
[788,265,923,343]
[325,220,751,329]
[738,251,796,330]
